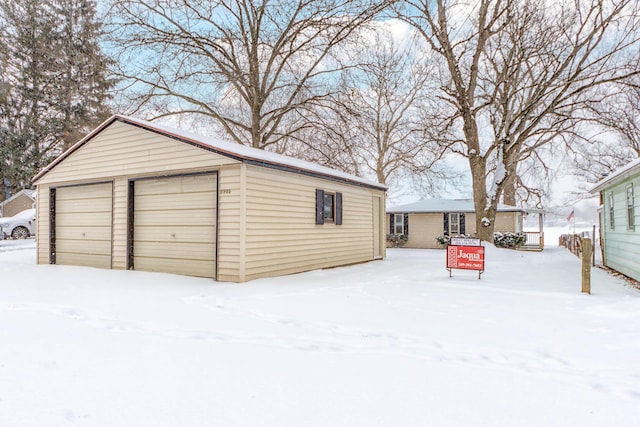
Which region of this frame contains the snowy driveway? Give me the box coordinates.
[1,240,639,426]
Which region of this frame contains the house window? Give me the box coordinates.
[324,193,335,222]
[444,212,465,235]
[450,213,460,234]
[393,214,404,234]
[627,184,634,231]
[608,192,615,230]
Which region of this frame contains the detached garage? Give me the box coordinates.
[33,115,386,282]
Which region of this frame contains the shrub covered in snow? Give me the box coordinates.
[386,234,408,248]
[493,232,527,248]
[436,232,526,249]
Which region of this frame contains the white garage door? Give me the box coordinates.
[132,173,217,278]
[55,182,113,268]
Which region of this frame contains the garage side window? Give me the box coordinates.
[316,189,342,225]
[324,193,335,222]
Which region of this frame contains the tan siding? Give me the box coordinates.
[242,165,382,281]
[494,212,518,233]
[464,213,476,235]
[36,187,50,264]
[404,213,444,249]
[111,178,128,269]
[35,121,239,185]
[217,165,242,282]
[373,195,384,258]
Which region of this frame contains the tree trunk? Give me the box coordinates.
[502,170,517,206]
[470,155,496,243]
[502,141,519,206]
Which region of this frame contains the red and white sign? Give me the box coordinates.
[447,245,485,271]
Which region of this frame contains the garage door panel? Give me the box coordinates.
[134,226,216,244]
[135,241,215,261]
[56,252,111,268]
[134,257,215,278]
[56,225,112,241]
[135,175,217,196]
[134,209,216,227]
[55,182,113,269]
[56,212,113,227]
[56,238,112,256]
[133,173,217,279]
[56,183,112,199]
[135,192,216,211]
[53,197,113,212]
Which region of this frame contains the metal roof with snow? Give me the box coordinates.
[33,115,386,190]
[589,158,640,194]
[387,198,526,213]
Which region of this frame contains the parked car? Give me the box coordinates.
[1,208,36,239]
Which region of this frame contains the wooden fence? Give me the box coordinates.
[560,227,597,266]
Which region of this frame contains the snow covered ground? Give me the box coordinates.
[1,234,639,426]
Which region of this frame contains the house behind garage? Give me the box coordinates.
[0,189,36,217]
[387,199,526,249]
[32,115,386,282]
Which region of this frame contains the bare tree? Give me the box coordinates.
[398,0,640,242]
[107,0,392,150]
[572,80,640,185]
[291,26,454,193]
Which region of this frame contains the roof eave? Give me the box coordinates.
[589,162,640,194]
[32,115,387,191]
[387,208,527,214]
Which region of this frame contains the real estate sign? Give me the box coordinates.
[446,244,485,278]
[450,237,481,247]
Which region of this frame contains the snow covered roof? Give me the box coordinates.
[589,157,640,194]
[0,189,36,206]
[33,115,386,190]
[387,198,526,213]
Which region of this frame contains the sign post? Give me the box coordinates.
[446,238,485,279]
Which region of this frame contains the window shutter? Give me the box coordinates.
[403,213,409,236]
[335,192,343,225]
[315,189,324,225]
[460,213,466,235]
[389,213,395,234]
[443,213,449,236]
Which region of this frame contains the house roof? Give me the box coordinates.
[387,198,527,214]
[589,157,640,194]
[32,115,386,190]
[0,189,36,207]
